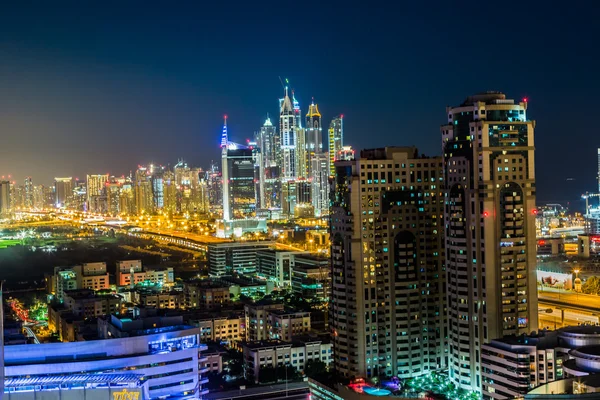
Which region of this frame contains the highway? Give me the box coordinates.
[23,325,41,344]
[538,288,600,329]
[538,289,600,310]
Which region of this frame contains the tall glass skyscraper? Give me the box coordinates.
[279,86,298,180]
[328,115,344,176]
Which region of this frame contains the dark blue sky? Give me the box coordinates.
[1,1,599,207]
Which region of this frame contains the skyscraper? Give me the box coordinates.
[256,116,281,209]
[330,147,447,380]
[150,165,165,210]
[163,170,177,215]
[0,180,11,215]
[86,174,109,213]
[442,92,538,393]
[24,177,33,208]
[54,177,73,208]
[221,117,256,220]
[279,86,298,180]
[134,167,153,215]
[33,185,45,209]
[306,100,328,216]
[73,180,87,211]
[106,177,123,215]
[328,115,344,176]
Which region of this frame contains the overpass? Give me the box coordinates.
[538,289,600,328]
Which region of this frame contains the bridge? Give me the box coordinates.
[538,289,600,328]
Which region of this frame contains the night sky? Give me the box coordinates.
[1,2,599,207]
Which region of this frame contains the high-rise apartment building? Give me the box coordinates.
[256,116,281,209]
[54,177,73,208]
[221,117,256,221]
[330,147,447,380]
[328,115,344,176]
[135,166,153,215]
[151,165,165,210]
[282,179,311,218]
[280,87,298,180]
[33,185,45,209]
[24,177,33,208]
[0,180,11,215]
[72,180,87,211]
[442,92,538,393]
[306,101,328,216]
[86,174,109,213]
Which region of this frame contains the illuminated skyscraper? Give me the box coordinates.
[328,115,344,176]
[256,116,281,209]
[120,178,135,215]
[86,174,109,213]
[306,100,328,216]
[106,177,126,215]
[279,86,298,180]
[330,147,447,380]
[33,185,45,209]
[597,148,600,193]
[134,167,153,214]
[163,170,177,215]
[206,163,222,213]
[0,180,10,215]
[282,179,311,217]
[150,165,165,210]
[442,92,538,393]
[54,177,73,208]
[73,180,87,211]
[221,116,256,220]
[24,176,33,208]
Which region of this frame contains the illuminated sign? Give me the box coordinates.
[113,389,140,400]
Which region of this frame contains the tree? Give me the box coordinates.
[582,276,600,295]
[258,365,277,384]
[276,364,299,381]
[304,359,327,378]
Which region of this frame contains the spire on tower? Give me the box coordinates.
[220,115,228,148]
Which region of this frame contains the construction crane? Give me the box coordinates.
[582,192,600,214]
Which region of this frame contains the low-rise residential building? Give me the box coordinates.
[268,309,311,342]
[184,280,232,309]
[191,313,245,345]
[291,254,330,301]
[208,241,275,276]
[116,260,174,287]
[136,289,183,309]
[52,262,110,302]
[201,345,226,374]
[256,250,298,287]
[63,289,122,318]
[245,301,311,342]
[76,262,110,291]
[482,326,600,399]
[243,337,332,383]
[116,259,146,286]
[245,302,284,341]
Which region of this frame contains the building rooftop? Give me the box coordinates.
[64,289,121,301]
[5,373,145,387]
[243,339,292,350]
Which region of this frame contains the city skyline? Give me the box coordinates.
[0,3,599,205]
